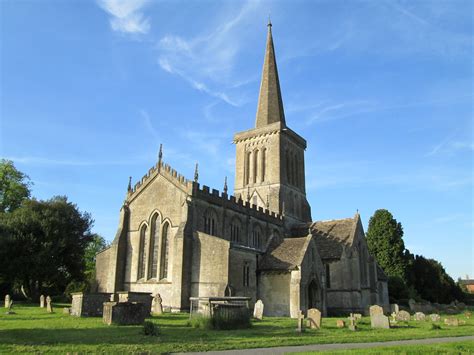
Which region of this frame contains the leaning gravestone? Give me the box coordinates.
[396,310,411,322]
[5,299,15,314]
[371,314,390,329]
[390,304,399,314]
[40,295,45,308]
[369,305,384,317]
[253,300,264,320]
[4,294,10,309]
[414,312,426,321]
[430,314,441,322]
[152,293,163,315]
[307,308,321,329]
[46,296,53,313]
[336,319,345,328]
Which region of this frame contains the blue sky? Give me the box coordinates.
[1,0,472,280]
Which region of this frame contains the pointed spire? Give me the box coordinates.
[255,21,286,128]
[127,176,132,192]
[158,144,163,171]
[194,163,199,182]
[223,176,228,194]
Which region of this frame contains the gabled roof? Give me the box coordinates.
[259,236,310,271]
[255,22,286,128]
[292,213,361,261]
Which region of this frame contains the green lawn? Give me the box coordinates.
[0,304,473,353]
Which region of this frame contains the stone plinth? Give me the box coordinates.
[103,302,148,325]
[71,292,112,317]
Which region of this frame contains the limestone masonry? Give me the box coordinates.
[95,22,389,317]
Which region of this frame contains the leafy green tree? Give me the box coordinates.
[0,159,32,212]
[366,209,408,279]
[0,196,93,298]
[84,234,108,279]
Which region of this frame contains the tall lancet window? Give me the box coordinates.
[245,151,251,185]
[159,222,170,280]
[286,150,290,183]
[148,214,160,279]
[137,224,147,280]
[253,150,259,183]
[261,148,266,182]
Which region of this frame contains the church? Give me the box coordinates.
[96,22,389,317]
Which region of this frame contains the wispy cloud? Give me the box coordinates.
[139,109,160,141]
[98,0,151,34]
[427,134,474,157]
[305,100,377,124]
[156,1,261,106]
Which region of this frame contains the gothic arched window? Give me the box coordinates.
[252,224,262,249]
[137,224,147,280]
[148,213,160,279]
[159,222,170,280]
[261,148,266,182]
[253,149,259,183]
[203,208,217,236]
[245,151,251,185]
[230,217,241,243]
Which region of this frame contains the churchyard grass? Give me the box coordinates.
[0,304,473,353]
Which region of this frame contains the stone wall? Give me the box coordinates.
[259,272,291,316]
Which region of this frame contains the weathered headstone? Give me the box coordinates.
[336,319,345,328]
[390,312,398,324]
[369,305,384,317]
[429,314,441,322]
[103,302,148,325]
[46,296,53,313]
[444,317,459,326]
[414,312,426,321]
[348,313,357,331]
[396,310,411,322]
[40,295,45,308]
[307,308,321,329]
[371,314,390,329]
[152,293,163,315]
[296,310,305,333]
[5,299,15,314]
[4,294,10,308]
[390,304,399,314]
[253,300,264,320]
[408,298,416,312]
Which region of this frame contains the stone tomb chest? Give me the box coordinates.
[70,292,112,317]
[103,302,148,325]
[113,291,153,314]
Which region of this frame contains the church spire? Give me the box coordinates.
[255,21,286,128]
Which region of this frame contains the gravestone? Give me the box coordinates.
[103,302,148,325]
[464,311,472,319]
[444,317,459,326]
[253,300,264,320]
[348,313,357,331]
[390,312,398,324]
[371,314,390,329]
[369,305,384,317]
[296,310,305,333]
[353,313,362,320]
[336,319,345,328]
[5,299,15,314]
[414,312,426,321]
[430,314,441,322]
[40,295,45,308]
[306,308,321,329]
[396,310,411,322]
[46,296,53,313]
[390,304,399,314]
[4,294,10,308]
[152,293,163,315]
[408,298,416,312]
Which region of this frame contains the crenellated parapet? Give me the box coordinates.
[192,183,283,225]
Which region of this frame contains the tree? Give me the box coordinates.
[0,196,93,298]
[366,209,408,279]
[84,234,108,279]
[0,159,32,212]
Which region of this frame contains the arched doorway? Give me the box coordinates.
[307,279,320,309]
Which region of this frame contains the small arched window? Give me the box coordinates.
[203,209,217,236]
[159,222,170,280]
[252,224,262,249]
[243,262,250,287]
[230,217,241,243]
[148,214,160,279]
[253,150,259,183]
[137,224,147,280]
[245,151,251,185]
[261,148,266,182]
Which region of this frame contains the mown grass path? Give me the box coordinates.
[0,304,473,353]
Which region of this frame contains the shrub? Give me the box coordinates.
[430,323,441,330]
[142,321,159,336]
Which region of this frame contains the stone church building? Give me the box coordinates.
[96,23,389,317]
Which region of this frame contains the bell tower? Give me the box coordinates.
[233,22,311,225]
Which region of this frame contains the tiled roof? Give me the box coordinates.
[259,236,309,271]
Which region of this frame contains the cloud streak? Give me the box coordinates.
[98,0,151,34]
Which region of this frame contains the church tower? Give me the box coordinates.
[233,22,311,225]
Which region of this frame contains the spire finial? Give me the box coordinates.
[194,163,199,182]
[223,176,228,194]
[158,144,163,171]
[127,176,132,192]
[268,14,272,28]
